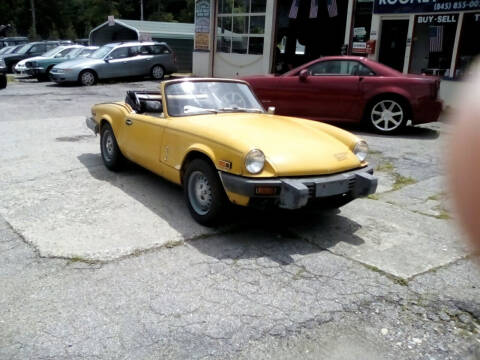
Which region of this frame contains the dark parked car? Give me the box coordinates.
[1,41,59,72]
[0,36,28,49]
[0,59,7,89]
[50,41,177,86]
[0,44,23,56]
[241,56,443,134]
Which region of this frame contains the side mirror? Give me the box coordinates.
[104,56,112,62]
[267,106,275,114]
[299,69,309,81]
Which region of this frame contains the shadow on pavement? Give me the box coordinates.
[77,152,365,264]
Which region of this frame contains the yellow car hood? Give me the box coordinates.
[175,113,363,176]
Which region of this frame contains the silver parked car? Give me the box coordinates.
[49,41,177,86]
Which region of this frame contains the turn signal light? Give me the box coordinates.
[255,186,278,195]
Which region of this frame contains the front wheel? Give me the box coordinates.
[100,123,124,171]
[183,159,228,226]
[79,70,97,86]
[367,98,408,134]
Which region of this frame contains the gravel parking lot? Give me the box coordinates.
[1,78,479,359]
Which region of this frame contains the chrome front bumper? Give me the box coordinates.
[86,116,99,135]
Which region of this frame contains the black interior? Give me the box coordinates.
[125,90,163,114]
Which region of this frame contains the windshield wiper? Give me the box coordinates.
[183,105,218,114]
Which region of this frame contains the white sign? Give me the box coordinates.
[354,27,367,36]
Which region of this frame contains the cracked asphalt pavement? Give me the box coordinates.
[1,79,479,359]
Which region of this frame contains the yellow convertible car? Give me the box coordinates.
[87,78,377,225]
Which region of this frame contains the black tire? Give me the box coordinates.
[40,65,54,82]
[365,97,408,134]
[183,159,228,226]
[7,63,16,74]
[151,65,165,80]
[37,74,48,82]
[100,123,124,171]
[79,70,97,86]
[0,75,6,89]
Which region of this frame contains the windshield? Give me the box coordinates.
[66,47,84,58]
[165,81,264,117]
[89,45,113,59]
[0,47,12,55]
[41,46,65,58]
[16,44,31,54]
[78,48,96,58]
[10,45,24,54]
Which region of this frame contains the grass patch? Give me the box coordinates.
[368,194,380,200]
[392,174,417,191]
[427,192,446,202]
[293,266,307,280]
[433,205,451,220]
[363,263,409,286]
[369,149,383,155]
[376,161,394,172]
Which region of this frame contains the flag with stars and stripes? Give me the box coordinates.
[429,25,443,52]
[327,0,338,17]
[309,0,319,18]
[289,0,300,18]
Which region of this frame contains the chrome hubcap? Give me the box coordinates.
[188,171,213,215]
[371,100,404,132]
[103,132,114,161]
[82,72,94,85]
[152,66,164,79]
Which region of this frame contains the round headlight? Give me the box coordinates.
[353,140,368,162]
[245,149,265,174]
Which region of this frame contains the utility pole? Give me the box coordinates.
[140,0,144,20]
[30,0,36,38]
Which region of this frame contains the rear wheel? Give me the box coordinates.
[100,123,124,171]
[151,65,165,80]
[79,70,96,86]
[0,75,6,89]
[183,159,227,226]
[367,98,408,134]
[38,65,54,82]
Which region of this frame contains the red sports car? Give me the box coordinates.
[241,56,443,134]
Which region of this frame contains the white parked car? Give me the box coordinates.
[14,45,83,76]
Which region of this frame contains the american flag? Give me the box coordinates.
[327,0,338,17]
[429,25,443,52]
[288,0,300,19]
[309,0,319,18]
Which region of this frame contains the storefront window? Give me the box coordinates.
[455,13,480,78]
[410,14,458,77]
[351,0,373,55]
[217,0,266,55]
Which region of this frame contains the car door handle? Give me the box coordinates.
[125,119,133,126]
[359,76,364,82]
